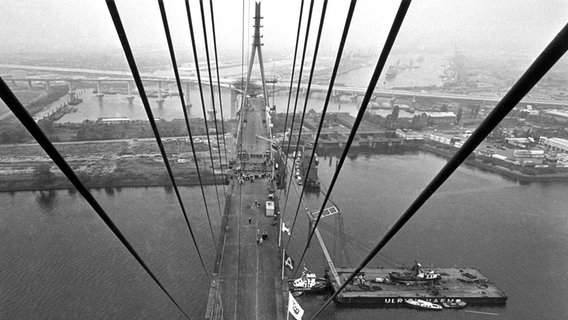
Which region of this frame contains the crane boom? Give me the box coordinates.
[311,218,342,286]
[284,157,342,286]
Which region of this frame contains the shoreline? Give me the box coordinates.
[0,176,227,193]
[418,144,568,183]
[4,142,568,193]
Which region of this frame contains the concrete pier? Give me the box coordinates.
[95,80,104,97]
[126,81,134,103]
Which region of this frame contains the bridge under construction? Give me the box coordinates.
[0,0,566,319]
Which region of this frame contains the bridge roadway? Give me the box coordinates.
[2,63,566,107]
[207,97,284,320]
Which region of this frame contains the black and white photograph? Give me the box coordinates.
[0,0,567,319]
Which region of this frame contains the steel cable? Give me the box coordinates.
[208,0,230,183]
[283,0,314,157]
[324,19,568,315]
[308,1,411,316]
[278,0,305,199]
[106,0,211,281]
[280,0,315,238]
[158,0,217,251]
[198,0,226,196]
[283,0,329,254]
[285,0,355,263]
[1,78,193,320]
[311,7,568,320]
[185,0,224,218]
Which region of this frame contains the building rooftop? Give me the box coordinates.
[424,111,456,118]
[545,109,568,119]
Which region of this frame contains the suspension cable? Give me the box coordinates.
[280,0,305,170]
[158,0,217,251]
[302,0,410,282]
[185,0,224,218]
[287,0,356,269]
[283,0,328,254]
[198,0,226,196]
[284,0,314,157]
[307,0,412,315]
[107,0,211,280]
[279,0,314,233]
[0,78,192,320]
[208,0,230,182]
[241,0,245,89]
[311,20,567,320]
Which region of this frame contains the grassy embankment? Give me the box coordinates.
[0,139,229,192]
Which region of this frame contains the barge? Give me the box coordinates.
[333,266,507,306]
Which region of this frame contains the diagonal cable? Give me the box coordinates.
[158,0,217,251]
[280,0,305,166]
[288,0,357,273]
[198,0,226,196]
[307,0,411,314]
[0,76,192,320]
[241,0,245,90]
[208,0,230,181]
[280,0,315,228]
[311,10,568,320]
[302,0,410,282]
[284,0,314,157]
[106,0,211,280]
[283,0,328,252]
[185,0,224,218]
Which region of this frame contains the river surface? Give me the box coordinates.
[1,152,567,319]
[54,53,444,123]
[4,55,567,319]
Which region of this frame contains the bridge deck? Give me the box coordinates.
[206,97,284,320]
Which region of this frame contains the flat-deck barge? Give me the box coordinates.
[334,267,507,306]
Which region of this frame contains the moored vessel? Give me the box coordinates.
[389,261,441,282]
[441,299,467,309]
[288,269,331,294]
[405,299,442,310]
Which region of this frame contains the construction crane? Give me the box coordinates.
[284,156,343,287]
[308,208,342,287]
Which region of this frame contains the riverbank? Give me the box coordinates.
[0,138,232,193]
[419,143,568,183]
[0,173,225,193]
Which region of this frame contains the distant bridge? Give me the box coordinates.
[2,63,566,108]
[275,82,568,108]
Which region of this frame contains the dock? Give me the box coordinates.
[205,97,284,320]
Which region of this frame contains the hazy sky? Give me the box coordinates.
[1,0,566,60]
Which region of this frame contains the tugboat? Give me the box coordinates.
[288,269,331,294]
[389,261,441,282]
[405,299,442,310]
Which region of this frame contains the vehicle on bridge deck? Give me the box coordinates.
[265,201,274,216]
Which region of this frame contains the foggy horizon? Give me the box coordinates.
[1,0,567,61]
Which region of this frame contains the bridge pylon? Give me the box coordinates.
[242,2,269,111]
[95,80,104,98]
[126,81,135,104]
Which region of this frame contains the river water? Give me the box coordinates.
[54,54,444,123]
[1,152,567,319]
[3,57,567,319]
